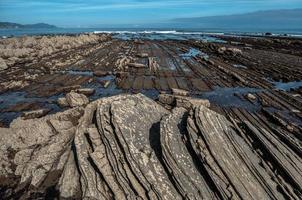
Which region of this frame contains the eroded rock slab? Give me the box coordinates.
[0,94,301,199]
[0,57,8,71]
[65,91,89,107]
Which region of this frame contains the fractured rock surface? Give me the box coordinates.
[65,91,89,107]
[0,57,8,71]
[0,94,301,199]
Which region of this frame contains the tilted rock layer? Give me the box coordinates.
[0,94,301,199]
[0,33,111,68]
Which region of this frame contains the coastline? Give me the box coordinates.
[1,27,302,39]
[0,32,301,125]
[0,31,301,199]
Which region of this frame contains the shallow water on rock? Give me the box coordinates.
[138,89,160,100]
[0,92,29,109]
[0,91,62,126]
[167,59,177,70]
[198,86,263,111]
[60,71,124,99]
[180,48,209,60]
[273,81,302,91]
[180,48,200,58]
[85,75,124,100]
[113,32,226,42]
[265,107,302,126]
[0,92,61,110]
[62,70,94,76]
[0,112,20,126]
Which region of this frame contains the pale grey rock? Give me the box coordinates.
[218,46,226,54]
[93,70,108,77]
[109,94,179,200]
[127,63,146,68]
[0,94,300,199]
[0,57,8,70]
[171,88,189,96]
[0,80,29,90]
[160,108,216,199]
[101,80,111,88]
[159,93,210,109]
[246,93,257,101]
[187,105,291,199]
[227,47,242,55]
[0,34,111,61]
[65,91,89,107]
[217,46,242,55]
[76,88,95,96]
[136,53,148,58]
[57,97,69,107]
[0,107,83,199]
[21,108,51,119]
[58,149,81,199]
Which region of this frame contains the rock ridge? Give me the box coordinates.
[0,93,301,199]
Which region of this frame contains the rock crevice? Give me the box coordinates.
[0,94,301,199]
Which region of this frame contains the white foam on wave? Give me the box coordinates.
[94,31,137,34]
[94,30,178,34]
[141,30,178,34]
[287,34,302,38]
[93,30,224,35]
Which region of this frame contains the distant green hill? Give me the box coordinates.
[0,22,57,29]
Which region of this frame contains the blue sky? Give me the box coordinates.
[0,0,301,27]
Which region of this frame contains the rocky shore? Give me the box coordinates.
[0,92,301,199]
[0,33,301,199]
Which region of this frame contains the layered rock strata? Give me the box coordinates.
[0,94,301,199]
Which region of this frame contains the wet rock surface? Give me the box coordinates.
[0,33,301,199]
[0,93,301,199]
[1,34,301,129]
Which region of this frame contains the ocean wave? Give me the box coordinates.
[93,30,302,38]
[93,30,224,35]
[287,34,302,37]
[93,30,178,34]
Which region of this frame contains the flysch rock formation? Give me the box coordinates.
[0,33,111,72]
[0,93,301,199]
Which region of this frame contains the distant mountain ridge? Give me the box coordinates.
[173,9,302,30]
[0,22,57,29]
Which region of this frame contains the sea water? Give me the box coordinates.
[1,27,302,40]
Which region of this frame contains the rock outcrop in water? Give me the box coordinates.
[0,93,301,199]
